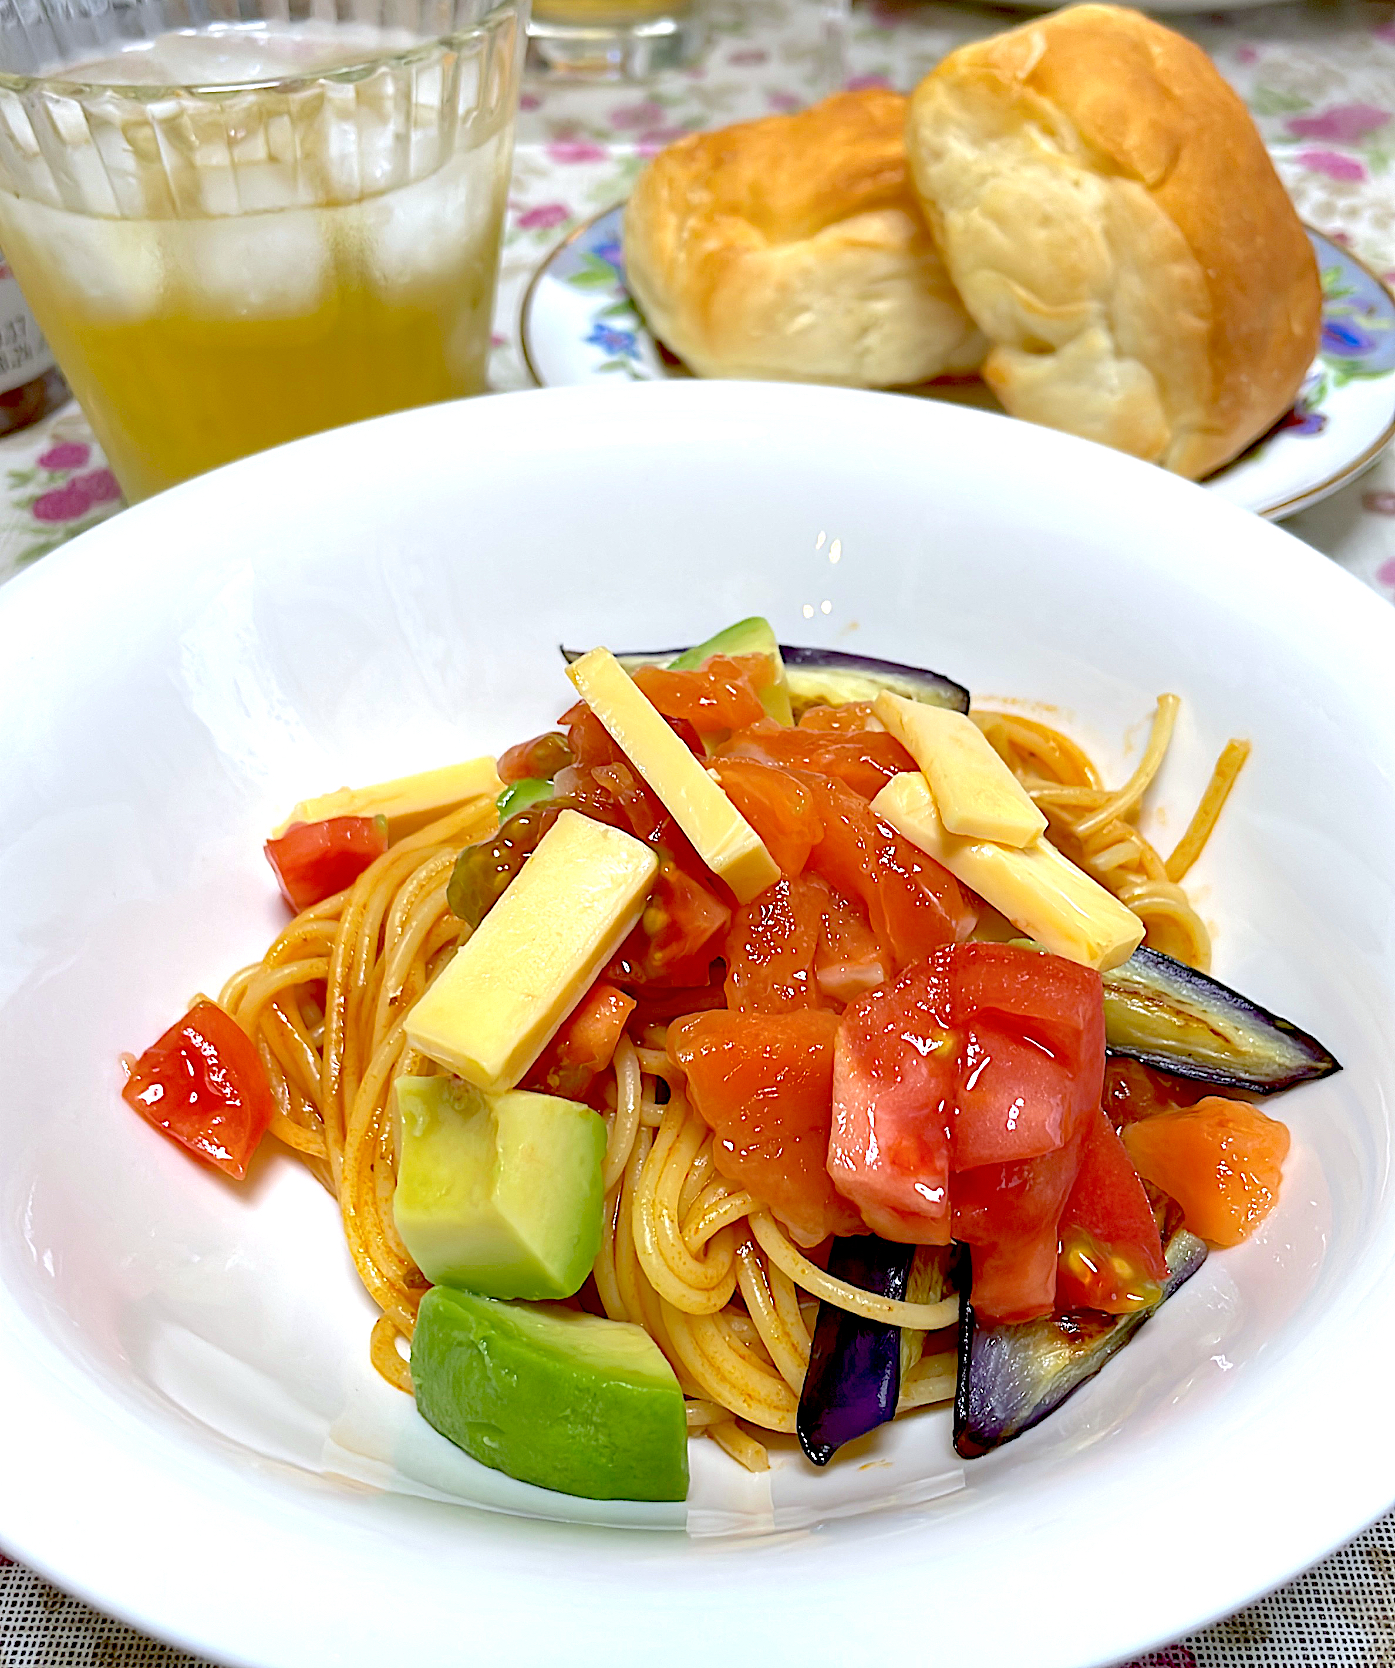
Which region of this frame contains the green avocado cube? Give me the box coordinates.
[670,616,792,725]
[393,1075,605,1302]
[412,1287,689,1501]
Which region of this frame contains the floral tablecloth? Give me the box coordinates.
[4,3,1395,1664]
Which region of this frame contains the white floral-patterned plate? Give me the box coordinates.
[521,206,1395,521]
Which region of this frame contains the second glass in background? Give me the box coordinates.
[528,0,707,78]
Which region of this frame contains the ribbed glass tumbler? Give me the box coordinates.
[0,0,527,499]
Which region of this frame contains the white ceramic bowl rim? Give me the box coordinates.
[2,382,1395,1668]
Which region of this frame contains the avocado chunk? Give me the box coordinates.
[670,616,793,725]
[412,1287,690,1501]
[394,1075,605,1301]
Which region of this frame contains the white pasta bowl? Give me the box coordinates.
[1,380,1393,1668]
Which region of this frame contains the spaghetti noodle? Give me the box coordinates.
[215,695,1244,1471]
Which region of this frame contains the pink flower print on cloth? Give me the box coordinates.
[36,441,90,472]
[546,140,608,166]
[609,100,665,131]
[518,203,571,231]
[1288,103,1390,145]
[32,468,120,524]
[1296,149,1367,182]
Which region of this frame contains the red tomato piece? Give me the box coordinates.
[1122,1096,1290,1249]
[670,1009,862,1246]
[953,1137,1085,1323]
[804,773,975,971]
[1103,1057,1215,1127]
[608,857,730,988]
[1055,1105,1167,1314]
[589,759,667,841]
[814,883,887,1005]
[724,875,827,1014]
[497,730,573,784]
[265,816,388,913]
[122,1001,274,1180]
[796,702,879,734]
[559,700,627,770]
[828,943,1107,1315]
[711,758,823,877]
[523,981,636,1102]
[830,959,957,1244]
[632,654,768,733]
[560,699,704,770]
[951,943,1105,1169]
[719,725,917,802]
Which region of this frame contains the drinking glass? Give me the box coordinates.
[0,0,527,501]
[527,0,705,78]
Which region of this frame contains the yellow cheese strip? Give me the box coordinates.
[566,646,779,904]
[873,693,1046,847]
[872,772,1144,971]
[273,755,503,841]
[405,809,657,1091]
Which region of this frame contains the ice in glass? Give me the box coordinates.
[0,4,523,500]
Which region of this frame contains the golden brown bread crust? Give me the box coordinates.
[622,90,985,387]
[906,4,1321,478]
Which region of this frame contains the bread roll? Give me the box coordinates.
[622,90,986,387]
[905,5,1320,479]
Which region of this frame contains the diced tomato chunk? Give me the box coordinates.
[831,960,956,1244]
[804,774,974,971]
[670,1009,861,1246]
[609,857,730,988]
[830,943,1107,1319]
[523,981,635,1103]
[952,943,1105,1168]
[560,699,703,773]
[953,1138,1085,1323]
[814,883,887,1005]
[719,724,917,802]
[264,816,388,913]
[723,875,827,1014]
[632,655,769,733]
[559,700,629,770]
[796,702,879,734]
[1103,1056,1218,1128]
[122,1001,274,1180]
[497,730,573,784]
[1055,1105,1167,1313]
[1122,1096,1290,1249]
[712,758,823,877]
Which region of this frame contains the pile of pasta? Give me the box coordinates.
[219,697,1246,1471]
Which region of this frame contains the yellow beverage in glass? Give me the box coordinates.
[0,10,523,501]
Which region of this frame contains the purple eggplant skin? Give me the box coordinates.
[797,1236,915,1466]
[953,1225,1208,1460]
[1103,947,1340,1094]
[560,643,971,715]
[778,647,969,714]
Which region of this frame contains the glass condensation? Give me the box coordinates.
[0,0,525,499]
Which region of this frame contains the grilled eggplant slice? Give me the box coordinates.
[953,1224,1208,1459]
[779,647,969,717]
[1103,946,1340,1094]
[797,1235,915,1466]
